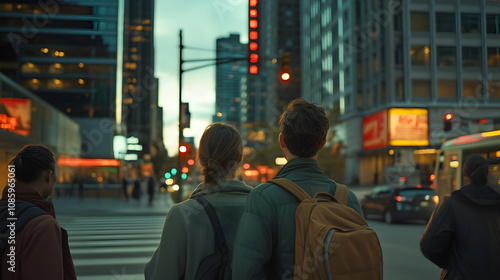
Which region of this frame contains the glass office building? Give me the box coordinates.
[302,0,500,185]
[0,1,119,119]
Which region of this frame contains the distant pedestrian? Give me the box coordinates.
[132,179,142,201]
[147,176,155,206]
[145,123,252,280]
[421,154,500,280]
[0,145,77,279]
[122,177,130,201]
[78,182,84,201]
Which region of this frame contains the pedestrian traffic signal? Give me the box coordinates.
[280,52,291,82]
[444,113,453,131]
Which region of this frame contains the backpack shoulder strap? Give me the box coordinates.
[268,178,311,202]
[334,183,349,205]
[194,196,227,250]
[0,201,48,260]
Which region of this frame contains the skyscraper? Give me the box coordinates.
[214,34,247,131]
[0,1,120,119]
[247,0,302,124]
[302,0,500,185]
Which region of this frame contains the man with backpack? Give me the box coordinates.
[232,99,382,279]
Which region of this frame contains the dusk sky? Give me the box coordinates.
[154,0,248,155]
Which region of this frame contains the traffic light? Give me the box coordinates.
[171,168,177,176]
[179,145,188,154]
[444,113,453,131]
[181,166,189,173]
[164,172,171,179]
[280,52,291,82]
[181,173,187,180]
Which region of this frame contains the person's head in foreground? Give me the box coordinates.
[197,122,243,186]
[9,144,57,199]
[463,154,489,186]
[278,98,330,160]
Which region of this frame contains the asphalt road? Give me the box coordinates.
[368,219,443,280]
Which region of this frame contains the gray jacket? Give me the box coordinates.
[145,179,252,280]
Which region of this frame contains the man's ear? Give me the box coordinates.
[44,170,53,183]
[279,133,286,149]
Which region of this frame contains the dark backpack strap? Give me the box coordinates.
[268,178,311,201]
[194,196,228,251]
[0,201,48,260]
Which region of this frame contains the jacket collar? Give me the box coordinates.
[2,182,56,217]
[457,184,500,206]
[276,158,323,177]
[190,179,252,198]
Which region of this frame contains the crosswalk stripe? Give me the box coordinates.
[60,214,162,278]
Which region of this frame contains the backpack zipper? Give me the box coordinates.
[323,228,335,280]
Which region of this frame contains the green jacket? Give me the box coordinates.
[145,179,252,280]
[232,158,362,279]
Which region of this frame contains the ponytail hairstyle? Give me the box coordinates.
[9,145,56,183]
[463,154,489,186]
[197,123,243,186]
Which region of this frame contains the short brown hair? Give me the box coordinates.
[279,98,330,158]
[197,123,243,185]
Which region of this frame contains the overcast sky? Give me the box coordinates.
[154,0,248,155]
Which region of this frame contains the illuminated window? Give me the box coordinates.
[438,81,457,99]
[250,31,258,40]
[250,0,258,6]
[411,45,431,66]
[412,80,431,99]
[463,81,482,98]
[250,9,257,17]
[250,19,258,28]
[78,63,84,68]
[487,47,500,67]
[249,65,258,74]
[250,53,259,63]
[249,42,258,50]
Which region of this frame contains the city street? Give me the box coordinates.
[51,186,442,280]
[53,194,174,280]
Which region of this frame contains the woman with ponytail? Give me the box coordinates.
[1,145,76,280]
[145,123,252,280]
[421,154,500,280]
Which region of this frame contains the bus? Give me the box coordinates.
[435,130,500,198]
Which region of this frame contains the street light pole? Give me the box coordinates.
[177,29,184,203]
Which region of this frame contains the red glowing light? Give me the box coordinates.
[250,53,259,63]
[249,19,258,28]
[243,163,250,169]
[249,31,258,40]
[187,159,195,166]
[395,195,402,202]
[430,174,435,182]
[250,9,257,17]
[281,72,291,81]
[179,145,187,153]
[445,113,453,121]
[249,0,257,7]
[57,158,120,167]
[249,42,258,51]
[182,167,189,173]
[249,65,258,74]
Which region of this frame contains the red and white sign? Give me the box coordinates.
[388,108,429,146]
[0,98,31,136]
[362,110,388,151]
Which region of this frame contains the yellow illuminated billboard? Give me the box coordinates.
[388,108,429,146]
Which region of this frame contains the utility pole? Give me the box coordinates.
[176,30,247,203]
[177,29,184,203]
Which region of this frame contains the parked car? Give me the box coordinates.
[361,185,439,224]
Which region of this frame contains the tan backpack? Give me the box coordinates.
[269,178,383,280]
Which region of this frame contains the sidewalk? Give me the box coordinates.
[51,193,175,217]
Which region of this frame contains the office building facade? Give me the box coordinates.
[302,0,500,185]
[214,34,247,131]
